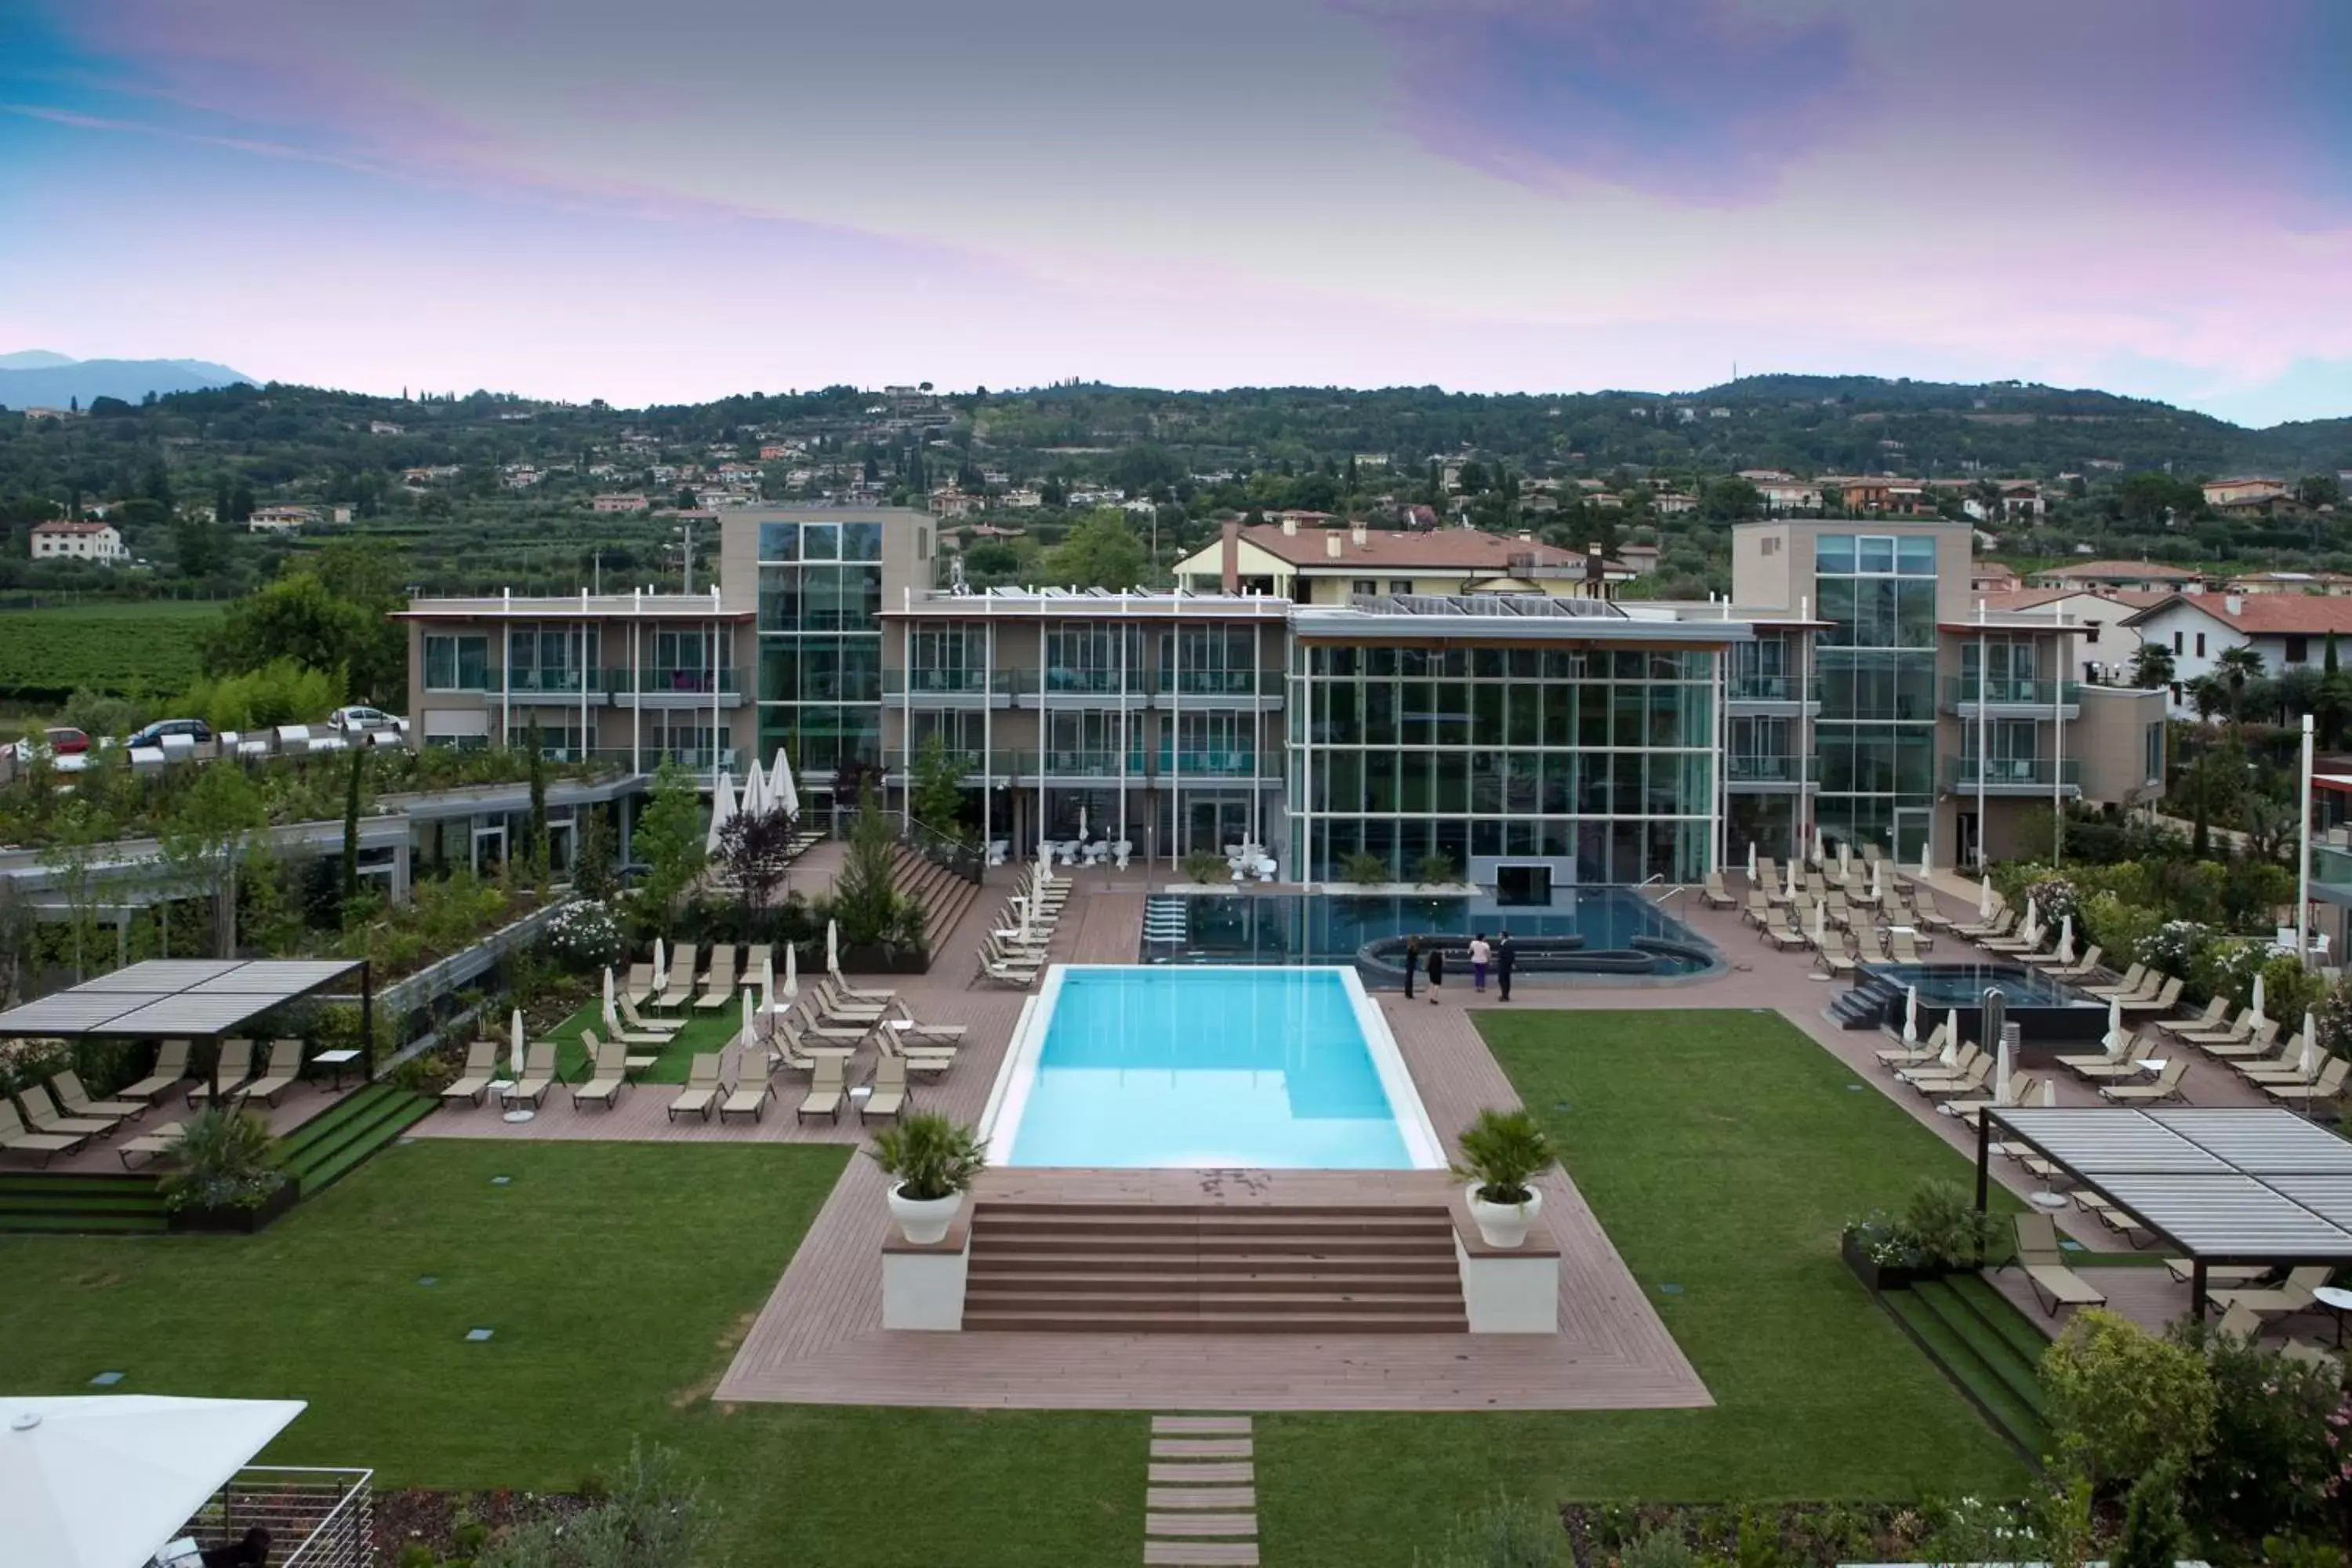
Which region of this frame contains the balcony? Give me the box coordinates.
[884,668,1007,704]
[1152,668,1285,702]
[1156,746,1267,779]
[586,745,738,773]
[504,668,604,701]
[1038,668,1149,702]
[2314,844,2352,907]
[1726,753,1817,790]
[1943,676,2082,717]
[1940,756,2082,796]
[603,666,743,706]
[1010,748,1149,779]
[880,746,995,781]
[1726,674,1821,708]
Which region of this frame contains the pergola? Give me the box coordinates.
[1979,1105,2352,1318]
[0,959,375,1091]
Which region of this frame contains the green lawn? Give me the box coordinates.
[0,1141,1142,1566]
[1254,1008,2033,1565]
[547,993,743,1083]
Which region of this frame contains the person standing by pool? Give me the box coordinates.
[1403,935,1420,1000]
[1495,933,1515,1002]
[1425,941,1444,1003]
[1469,933,1491,993]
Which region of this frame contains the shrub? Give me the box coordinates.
[2189,938,2273,1009]
[1839,1209,1929,1271]
[1181,850,1228,885]
[2172,1316,2344,1546]
[540,899,622,976]
[2040,1308,2215,1488]
[1414,851,1461,886]
[2111,1465,2186,1568]
[1615,1524,1694,1568]
[832,796,906,949]
[867,1112,985,1201]
[2023,876,2081,931]
[2079,890,2162,967]
[1901,1178,1992,1269]
[1414,1494,1565,1568]
[2140,920,2212,978]
[474,1441,718,1568]
[1341,851,1390,886]
[158,1107,286,1213]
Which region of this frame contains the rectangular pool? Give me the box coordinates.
[1863,962,2097,1009]
[982,966,1446,1170]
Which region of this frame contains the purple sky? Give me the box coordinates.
[4,0,2349,424]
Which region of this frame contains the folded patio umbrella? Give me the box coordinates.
[601,967,622,1036]
[1994,1033,2013,1105]
[739,987,758,1072]
[1977,880,1994,920]
[1746,841,1758,882]
[1944,1011,1961,1065]
[2041,1078,2058,1108]
[1783,859,1798,902]
[703,768,738,856]
[1904,985,1919,1044]
[2252,971,2267,1028]
[825,919,840,976]
[782,942,798,1001]
[770,746,800,820]
[2107,997,2124,1048]
[1917,838,1932,879]
[653,936,666,989]
[739,754,770,819]
[2053,916,2074,965]
[1871,859,1884,903]
[2299,1024,2320,1083]
[510,1008,526,1081]
[2020,895,2041,946]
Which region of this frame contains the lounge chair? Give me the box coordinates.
[719,1069,775,1124]
[618,993,683,1037]
[815,978,888,1025]
[667,1054,724,1122]
[581,1026,657,1077]
[1941,1074,2041,1127]
[792,995,872,1049]
[441,1041,499,1106]
[2117,976,2186,1015]
[502,1042,558,1109]
[117,1120,186,1169]
[2239,1036,2321,1083]
[2205,1019,2284,1061]
[2082,963,2150,1000]
[1740,891,1773,928]
[2099,1058,2190,1104]
[695,946,739,1010]
[0,1099,88,1167]
[775,1011,858,1065]
[2004,1212,2106,1316]
[2172,1006,2254,1047]
[652,942,698,1009]
[571,1042,627,1110]
[794,1056,846,1123]
[1874,1022,1949,1068]
[1700,872,1736,910]
[2215,1265,2332,1316]
[2165,1258,2270,1289]
[743,944,772,985]
[14,1091,111,1140]
[1896,1043,1980,1087]
[625,961,657,1006]
[52,1070,146,1124]
[877,1026,956,1078]
[1912,1058,1994,1099]
[1758,914,1809,952]
[241,1040,305,1108]
[120,1040,191,1104]
[882,998,967,1045]
[976,952,1044,988]
[2266,1058,2352,1107]
[1813,933,1858,980]
[860,1052,909,1123]
[1954,906,2015,942]
[2059,1030,2146,1082]
[2068,1191,2154,1246]
[827,969,895,1004]
[187,1039,256,1108]
[2042,945,2103,980]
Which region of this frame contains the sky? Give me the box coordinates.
[2,0,2349,426]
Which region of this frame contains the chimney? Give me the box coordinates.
[1282,516,1298,537]
[1326,531,1344,559]
[1220,519,1240,594]
[2224,593,2243,615]
[1585,544,1605,590]
[1352,521,1368,550]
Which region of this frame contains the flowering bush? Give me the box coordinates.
[2140,920,2212,978]
[2188,938,2273,1011]
[1840,1210,1931,1270]
[2024,877,2081,931]
[540,898,623,975]
[2172,1316,2343,1547]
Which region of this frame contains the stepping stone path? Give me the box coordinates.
[1143,1414,1258,1566]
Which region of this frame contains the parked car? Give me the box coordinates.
[12,726,89,760]
[326,706,398,733]
[125,718,214,749]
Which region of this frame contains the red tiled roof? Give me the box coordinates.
[30,520,113,534]
[2034,560,2205,580]
[1236,524,1615,573]
[2125,594,2352,635]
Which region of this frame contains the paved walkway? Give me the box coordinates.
[1145,1416,1259,1566]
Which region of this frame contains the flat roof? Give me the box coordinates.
[1296,595,1753,644]
[0,959,365,1039]
[394,594,750,621]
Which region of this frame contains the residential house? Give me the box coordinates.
[1971,564,2022,593]
[28,520,126,564]
[1653,492,1697,517]
[2122,593,2352,715]
[1174,519,1635,604]
[1754,480,1822,514]
[591,494,650,514]
[247,505,318,534]
[2202,476,2290,509]
[2027,561,2208,594]
[1841,480,1933,516]
[368,420,405,436]
[2226,571,2352,597]
[1617,543,1662,576]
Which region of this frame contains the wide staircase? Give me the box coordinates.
[0,1170,168,1234]
[1878,1272,2052,1461]
[272,1083,435,1199]
[1828,971,1900,1030]
[890,844,982,963]
[964,1201,1469,1333]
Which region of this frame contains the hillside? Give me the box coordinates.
[0,354,254,408]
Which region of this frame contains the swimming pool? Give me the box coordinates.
[1863,962,2096,1009]
[982,966,1446,1170]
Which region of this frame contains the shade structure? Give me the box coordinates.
[825,920,840,975]
[0,1393,307,1568]
[769,746,801,820]
[510,1009,526,1080]
[704,768,738,856]
[1837,842,1850,878]
[0,960,364,1042]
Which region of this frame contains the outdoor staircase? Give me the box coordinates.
[1828,973,1900,1030]
[1142,895,1191,950]
[0,1169,168,1234]
[1878,1272,2053,1462]
[889,844,981,964]
[963,1201,1468,1333]
[273,1084,434,1200]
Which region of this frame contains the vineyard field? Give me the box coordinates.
[0,601,223,702]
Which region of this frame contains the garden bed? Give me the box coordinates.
[167,1181,298,1235]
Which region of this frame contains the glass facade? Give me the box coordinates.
[757,519,884,774]
[1286,642,1716,884]
[1812,533,1937,862]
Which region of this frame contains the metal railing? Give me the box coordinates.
[604,666,741,695]
[1940,756,2082,789]
[176,1466,372,1568]
[1943,676,2082,708]
[1726,674,1822,703]
[1155,746,1264,778]
[1726,753,1812,783]
[1041,667,1147,696]
[881,746,990,776]
[886,668,993,696]
[505,668,603,695]
[1151,669,1283,697]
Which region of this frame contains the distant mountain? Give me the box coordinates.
[0,353,254,408]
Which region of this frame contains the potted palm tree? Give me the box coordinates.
[1454,1107,1555,1249]
[869,1112,985,1244]
[162,1108,292,1232]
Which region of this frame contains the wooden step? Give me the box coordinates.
[1147,1514,1258,1537]
[1150,1438,1252,1459]
[1148,1463,1252,1484]
[1148,1487,1257,1510]
[966,1308,1469,1333]
[971,1251,1460,1276]
[1145,1543,1258,1566]
[969,1228,1453,1257]
[979,1201,1451,1222]
[1151,1416,1252,1436]
[966,1288,1465,1315]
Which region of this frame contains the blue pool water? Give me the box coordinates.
[999,967,1421,1169]
[1863,962,2097,1009]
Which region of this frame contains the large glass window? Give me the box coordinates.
[423,633,488,691]
[1813,529,1944,862]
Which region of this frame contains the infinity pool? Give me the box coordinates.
[984,967,1445,1170]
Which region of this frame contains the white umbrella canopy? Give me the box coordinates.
[1904,985,1920,1043]
[1994,1033,2013,1105]
[510,1008,527,1080]
[769,746,801,820]
[738,987,758,1074]
[782,941,799,1000]
[1746,841,1758,882]
[825,919,840,975]
[1978,879,1994,920]
[739,755,771,820]
[0,1394,308,1568]
[704,768,739,856]
[2252,972,2267,1028]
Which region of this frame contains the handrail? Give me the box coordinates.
[1635,873,1683,908]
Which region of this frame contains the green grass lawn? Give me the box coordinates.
[0,1141,1142,1566]
[546,993,744,1083]
[1254,1008,2033,1566]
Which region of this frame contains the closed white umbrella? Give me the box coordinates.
[1994,1033,2013,1104]
[2252,971,2267,1028]
[770,746,801,820]
[760,954,776,1012]
[704,768,738,855]
[2300,1017,2320,1081]
[782,939,798,1000]
[0,1394,308,1568]
[2042,1077,2059,1108]
[739,753,770,819]
[654,935,666,987]
[739,986,758,1073]
[826,918,840,975]
[1871,858,1884,904]
[1746,840,1758,882]
[1917,837,1932,879]
[2021,895,2041,946]
[510,1007,527,1080]
[2107,996,2125,1052]
[1904,984,1920,1043]
[1978,879,1994,921]
[2053,916,2075,966]
[1939,1015,1960,1069]
[601,966,620,1036]
[1812,824,1826,865]
[1838,841,1851,879]
[1784,858,1798,902]
[1812,899,1827,945]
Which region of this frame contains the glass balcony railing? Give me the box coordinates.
[2315,844,2352,893]
[885,668,993,697]
[1726,753,1812,783]
[1152,669,1283,698]
[1943,677,2082,708]
[1000,749,1147,778]
[506,669,603,695]
[1940,757,2082,789]
[1726,675,1821,703]
[1040,668,1145,697]
[1156,747,1263,778]
[881,747,989,775]
[603,666,741,696]
[583,746,736,771]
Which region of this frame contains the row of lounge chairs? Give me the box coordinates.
[0,1036,342,1170]
[974,880,1065,988]
[626,942,775,1012]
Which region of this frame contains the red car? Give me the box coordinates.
[44,727,90,755]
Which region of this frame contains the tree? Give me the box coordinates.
[1041,508,1147,589]
[716,808,794,913]
[524,717,550,883]
[2297,474,2343,510]
[2215,646,2265,737]
[339,746,365,913]
[2040,1307,2215,1490]
[157,760,270,959]
[631,758,705,920]
[173,514,222,577]
[2129,642,2176,690]
[1698,477,1762,521]
[204,574,372,693]
[572,804,616,902]
[908,731,967,845]
[830,796,903,949]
